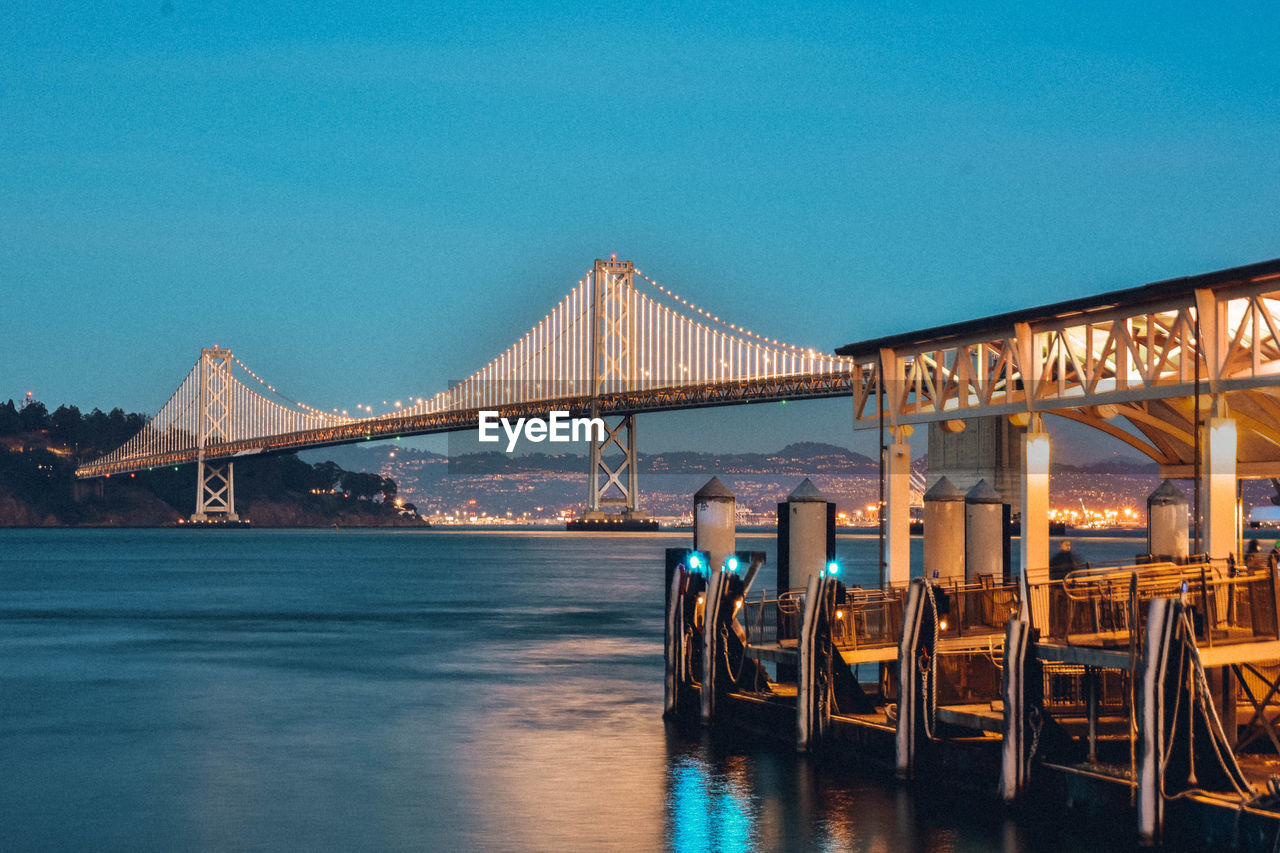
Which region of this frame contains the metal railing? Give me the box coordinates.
[1041,663,1131,713]
[1032,558,1280,649]
[738,584,909,653]
[830,586,906,651]
[930,576,1021,640]
[740,588,797,647]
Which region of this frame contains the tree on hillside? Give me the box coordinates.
[313,461,342,492]
[340,470,385,501]
[50,405,83,447]
[0,400,17,435]
[18,400,48,433]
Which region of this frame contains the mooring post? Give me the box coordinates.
[896,579,926,778]
[1086,665,1099,763]
[664,548,707,721]
[1137,597,1176,847]
[701,567,727,726]
[664,564,684,719]
[999,613,1031,803]
[797,573,832,752]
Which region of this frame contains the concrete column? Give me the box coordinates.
[1202,416,1238,560]
[923,476,965,582]
[885,426,912,585]
[1020,430,1051,586]
[784,478,830,591]
[965,480,1003,581]
[1147,480,1189,562]
[693,477,736,573]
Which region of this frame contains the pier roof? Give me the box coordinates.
[835,257,1280,360]
[831,256,1280,478]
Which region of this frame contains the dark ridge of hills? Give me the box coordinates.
[1052,459,1160,475]
[313,441,1160,479]
[310,440,880,476]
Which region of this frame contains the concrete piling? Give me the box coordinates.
[965,479,1004,581]
[924,476,966,582]
[693,477,736,574]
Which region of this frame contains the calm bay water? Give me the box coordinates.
[0,529,1144,852]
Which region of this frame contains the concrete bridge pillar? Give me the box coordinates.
[1201,414,1238,560]
[192,461,237,522]
[885,426,913,586]
[190,347,239,523]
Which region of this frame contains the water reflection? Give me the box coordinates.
[0,530,1150,852]
[668,751,755,852]
[661,728,1129,853]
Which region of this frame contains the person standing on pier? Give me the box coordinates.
[1049,540,1080,581]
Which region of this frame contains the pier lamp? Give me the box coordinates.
[724,555,740,573]
[688,553,703,573]
[825,560,840,578]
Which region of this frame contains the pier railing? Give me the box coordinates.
[830,586,906,651]
[740,589,797,646]
[1031,558,1280,649]
[739,584,909,653]
[928,576,1021,640]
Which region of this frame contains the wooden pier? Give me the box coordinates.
[665,549,1280,850]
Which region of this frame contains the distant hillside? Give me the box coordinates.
[304,440,877,477]
[0,398,424,527]
[305,440,1278,523]
[303,441,892,520]
[1052,459,1160,475]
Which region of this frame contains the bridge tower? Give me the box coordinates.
[584,257,648,524]
[190,347,240,523]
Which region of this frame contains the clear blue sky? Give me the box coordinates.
[3,2,1278,457]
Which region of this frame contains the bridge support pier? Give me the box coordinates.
[192,461,238,522]
[189,346,240,524]
[583,414,651,524]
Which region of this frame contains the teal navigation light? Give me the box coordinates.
[725,555,740,573]
[825,560,840,578]
[688,553,703,573]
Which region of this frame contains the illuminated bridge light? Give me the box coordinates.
[825,560,840,578]
[72,259,861,487]
[724,555,740,573]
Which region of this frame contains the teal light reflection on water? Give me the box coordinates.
[668,755,755,853]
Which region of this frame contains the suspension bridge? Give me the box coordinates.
[74,257,862,522]
[76,254,1280,546]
